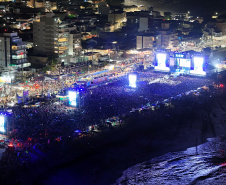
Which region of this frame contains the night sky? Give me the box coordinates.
[123,0,226,16]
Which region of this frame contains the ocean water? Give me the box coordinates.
[115,136,226,184]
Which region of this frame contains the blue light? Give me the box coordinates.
[175,54,184,58]
[0,116,5,133]
[129,74,137,88]
[68,91,77,106]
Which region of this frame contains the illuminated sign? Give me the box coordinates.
[68,91,77,106]
[129,74,137,88]
[10,63,31,69]
[0,116,5,132]
[175,54,184,58]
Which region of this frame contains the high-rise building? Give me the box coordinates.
[138,17,149,32]
[68,31,82,56]
[156,30,179,51]
[33,13,76,63]
[0,32,30,74]
[136,34,155,50]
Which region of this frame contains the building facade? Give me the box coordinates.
[0,32,30,75]
[68,31,82,56]
[136,34,155,50]
[156,30,180,51]
[33,13,76,63]
[138,17,149,32]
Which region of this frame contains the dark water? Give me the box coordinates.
[115,136,226,184]
[124,0,226,16]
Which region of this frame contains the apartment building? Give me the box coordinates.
[156,30,180,51]
[68,31,82,56]
[0,32,30,74]
[136,34,155,50]
[33,13,76,63]
[138,17,149,32]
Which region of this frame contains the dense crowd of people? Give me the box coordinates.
[0,64,125,106]
[83,72,212,122]
[0,66,219,184]
[2,71,215,144]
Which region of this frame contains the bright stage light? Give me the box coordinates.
[0,116,5,133]
[155,53,170,71]
[129,74,137,88]
[194,57,204,70]
[190,57,206,75]
[68,91,77,106]
[157,53,166,68]
[179,59,191,68]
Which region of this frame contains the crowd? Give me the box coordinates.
[82,72,213,122]
[0,67,218,184]
[0,64,125,106]
[0,72,214,145]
